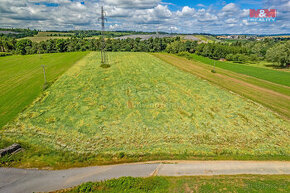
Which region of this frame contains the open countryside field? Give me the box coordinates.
[0,52,89,128]
[19,32,73,42]
[155,53,290,118]
[1,52,289,168]
[19,36,70,42]
[194,35,217,43]
[182,53,290,87]
[65,175,290,193]
[36,32,74,37]
[230,60,290,72]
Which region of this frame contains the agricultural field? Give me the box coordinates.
[1,52,289,168]
[155,53,290,118]
[19,31,73,42]
[194,35,217,43]
[0,52,89,128]
[180,53,290,87]
[35,32,74,37]
[237,60,290,72]
[64,175,290,193]
[19,36,70,42]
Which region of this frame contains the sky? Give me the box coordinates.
[0,0,289,34]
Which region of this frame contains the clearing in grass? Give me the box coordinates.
[1,52,289,168]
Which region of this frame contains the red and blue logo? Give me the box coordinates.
[249,9,277,22]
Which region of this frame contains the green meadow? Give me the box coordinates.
[65,175,290,193]
[0,52,88,128]
[182,53,290,87]
[1,52,289,168]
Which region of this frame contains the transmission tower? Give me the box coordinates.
[99,6,108,67]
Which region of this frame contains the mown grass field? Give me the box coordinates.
[182,53,290,87]
[19,36,70,42]
[35,32,74,37]
[64,175,290,193]
[1,52,289,168]
[0,52,88,128]
[19,32,73,42]
[232,60,290,72]
[194,35,216,43]
[154,53,290,118]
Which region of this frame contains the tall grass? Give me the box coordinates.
[1,52,289,168]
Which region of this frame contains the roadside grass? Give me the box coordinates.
[1,52,289,168]
[180,53,290,87]
[154,53,290,118]
[62,175,290,193]
[0,52,89,128]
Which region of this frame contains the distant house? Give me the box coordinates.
[219,58,227,62]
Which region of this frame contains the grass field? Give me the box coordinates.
[181,53,290,87]
[1,52,289,168]
[155,53,290,118]
[19,36,70,42]
[63,175,290,193]
[0,52,88,128]
[231,60,290,72]
[35,32,74,37]
[19,32,73,42]
[194,35,216,43]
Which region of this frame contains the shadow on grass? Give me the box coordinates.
[100,63,111,68]
[265,64,289,69]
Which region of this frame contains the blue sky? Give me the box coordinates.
[163,0,263,10]
[0,0,289,34]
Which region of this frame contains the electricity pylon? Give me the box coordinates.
[99,6,109,67]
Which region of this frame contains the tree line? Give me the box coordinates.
[0,35,289,67]
[165,39,289,67]
[0,36,178,54]
[0,28,38,38]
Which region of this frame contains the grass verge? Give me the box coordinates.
[61,175,290,193]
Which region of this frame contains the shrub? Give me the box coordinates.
[177,51,192,59]
[166,41,186,54]
[0,52,12,57]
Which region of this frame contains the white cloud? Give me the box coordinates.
[103,0,160,9]
[109,24,120,30]
[222,3,239,12]
[225,18,238,24]
[177,6,195,17]
[197,4,206,7]
[0,0,288,34]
